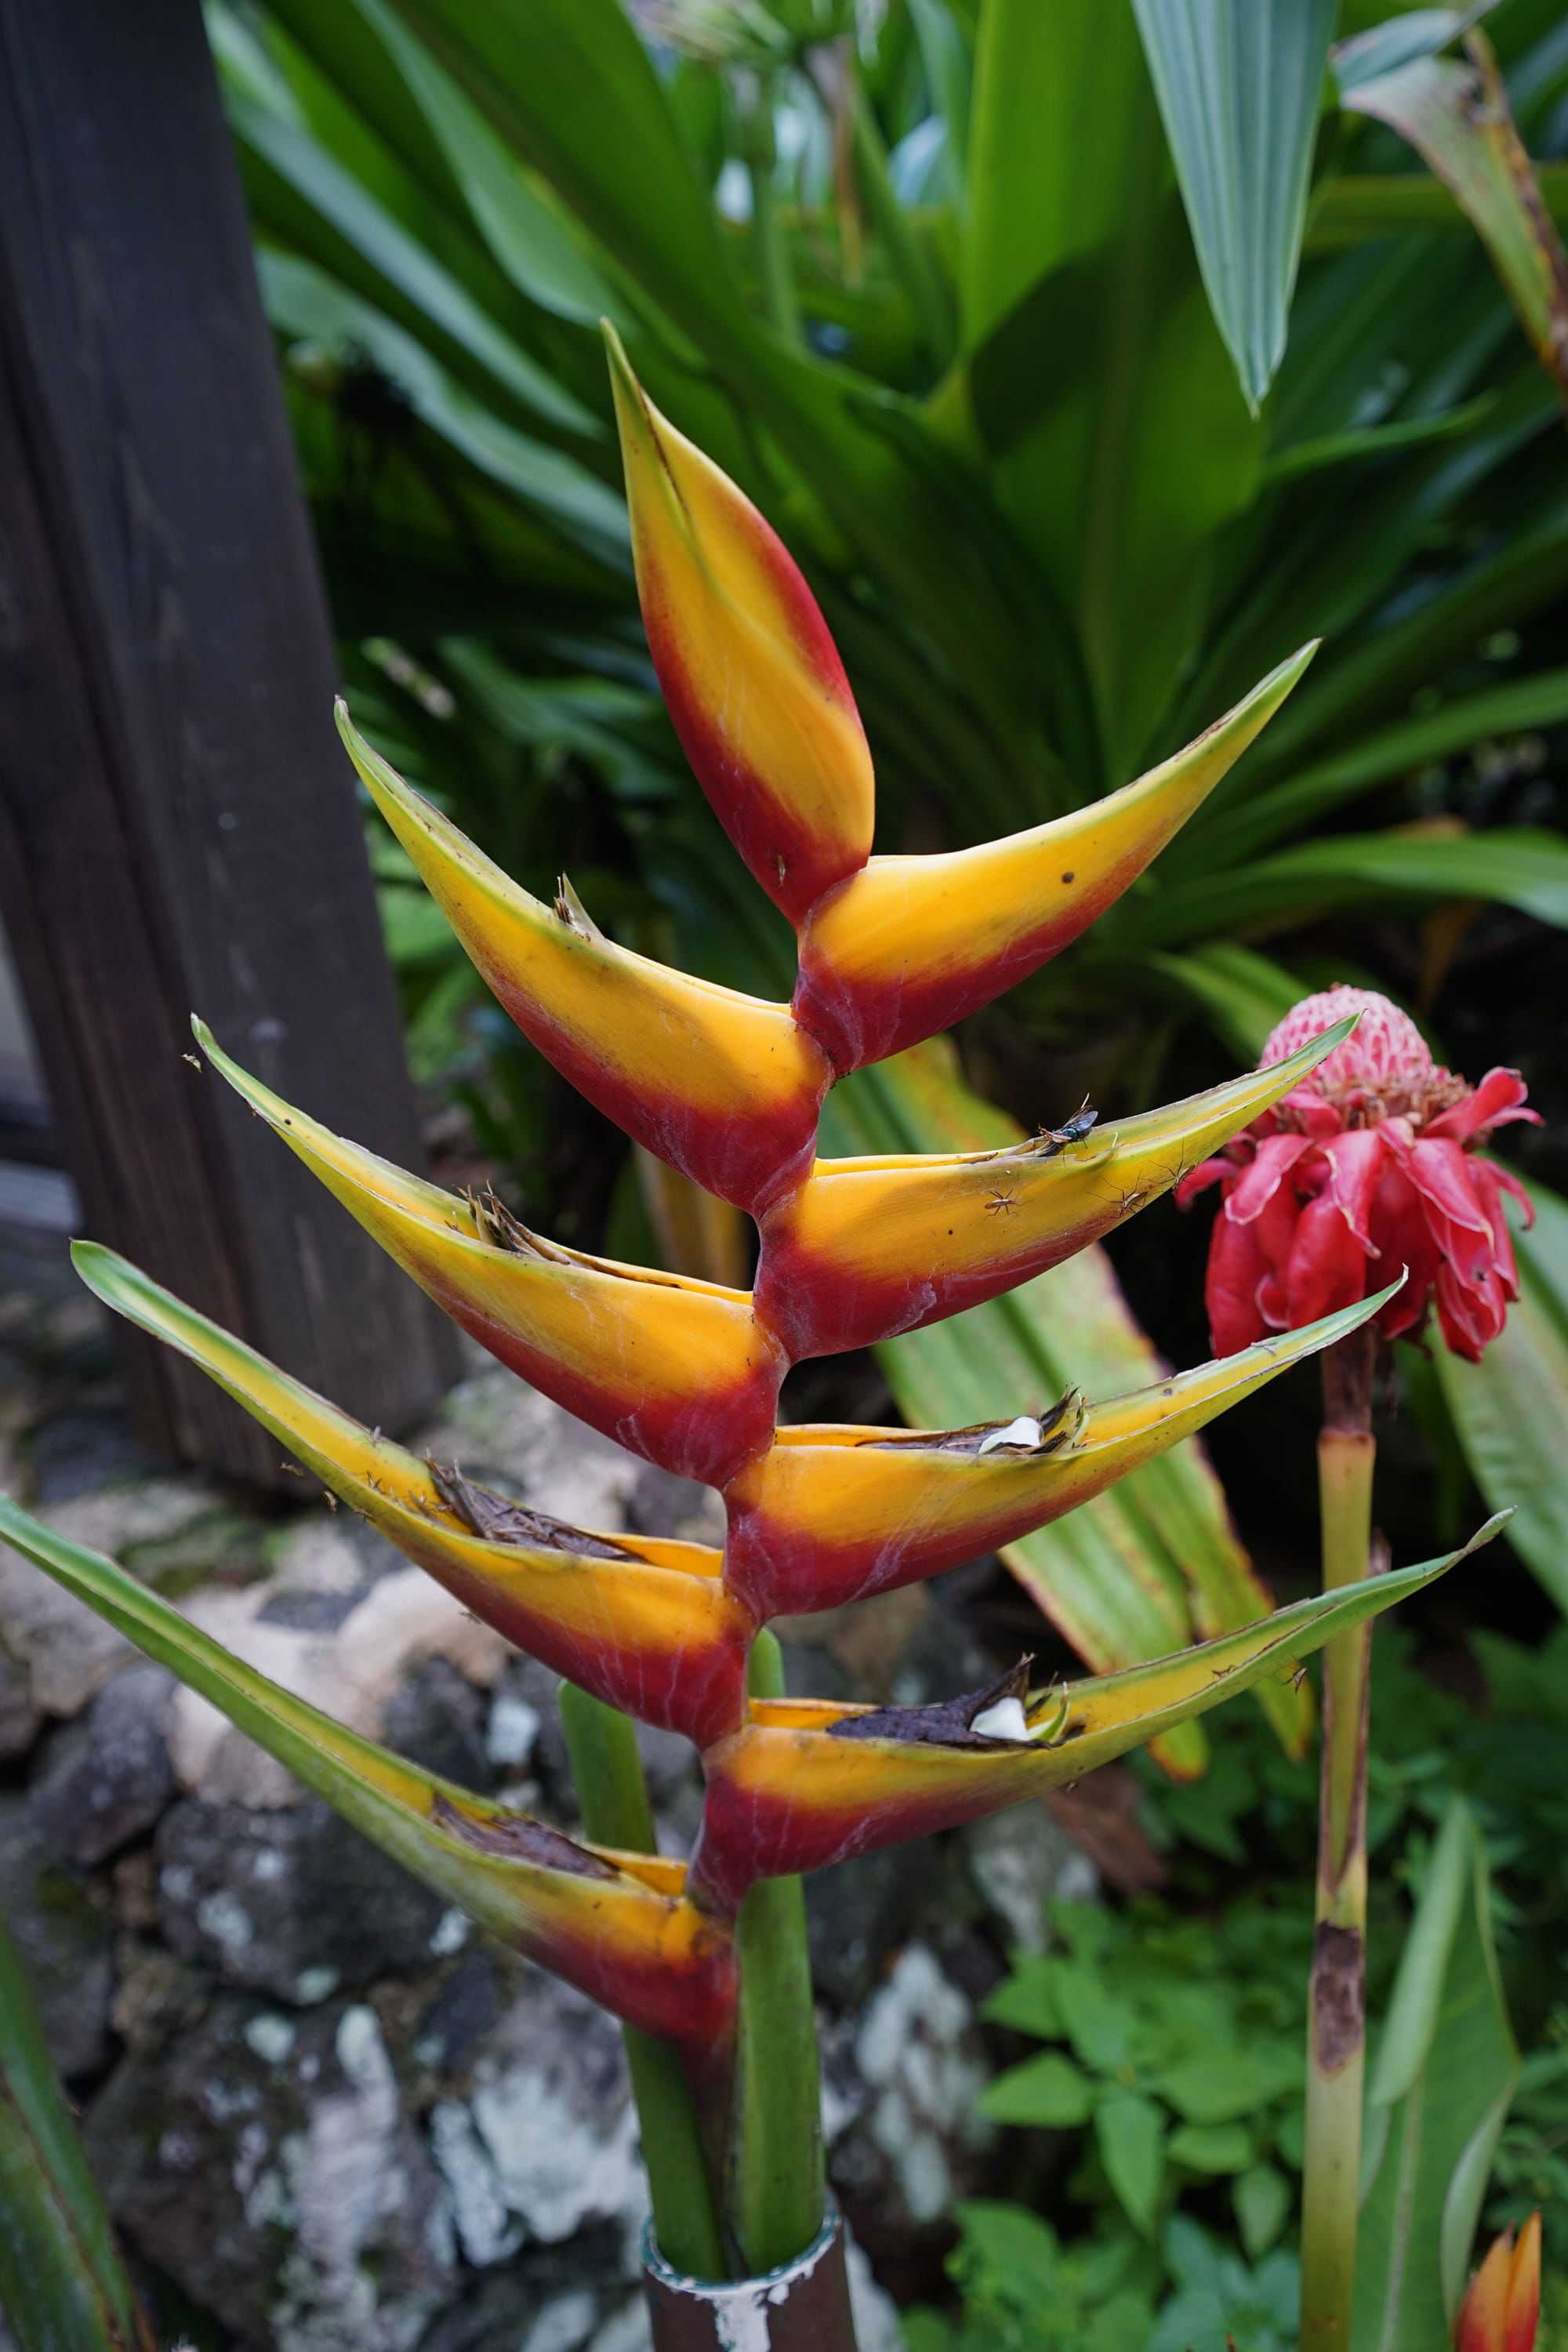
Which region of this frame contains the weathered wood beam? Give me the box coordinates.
[0,0,459,1483]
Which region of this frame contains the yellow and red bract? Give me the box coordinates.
[789,646,1316,1073]
[721,1305,1382,1619]
[753,1024,1352,1357]
[606,326,874,929]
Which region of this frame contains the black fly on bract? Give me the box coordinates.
[1035,1097,1098,1156]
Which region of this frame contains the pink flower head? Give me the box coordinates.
[1177,986,1537,1363]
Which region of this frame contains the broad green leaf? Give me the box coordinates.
[0,1918,149,2352]
[958,0,1261,775]
[1308,159,1568,249]
[1234,2161,1292,2259]
[822,1038,1316,1769]
[1246,485,1568,770]
[1337,30,1568,406]
[1131,0,1336,408]
[964,0,1148,348]
[1168,2120,1253,2174]
[980,1957,1065,2038]
[1258,392,1497,486]
[909,0,972,196]
[1052,1965,1142,2076]
[347,0,618,325]
[1153,2045,1303,2127]
[981,2050,1098,2129]
[227,85,598,433]
[256,252,628,561]
[1171,363,1559,758]
[1097,2092,1167,2238]
[1332,9,1494,93]
[379,0,1077,794]
[1170,663,1568,875]
[383,0,735,352]
[1437,1174,1568,1614]
[1110,823,1568,952]
[1146,942,1304,1062]
[1355,1798,1519,2348]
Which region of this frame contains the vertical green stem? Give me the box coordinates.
[845,77,955,365]
[735,79,801,346]
[731,1630,827,2275]
[1299,1332,1377,2352]
[559,1682,729,2281]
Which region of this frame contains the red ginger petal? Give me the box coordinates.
[1229,1131,1312,1224]
[1425,1067,1539,1145]
[1285,1190,1368,1328]
[1367,1160,1440,1341]
[1319,1127,1389,1253]
[1205,1209,1274,1356]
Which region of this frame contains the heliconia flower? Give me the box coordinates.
[0,1497,737,2063]
[1177,987,1538,1363]
[337,707,831,1212]
[196,1023,785,1486]
[1455,2212,1541,2352]
[70,1245,753,1749]
[604,327,874,928]
[751,1018,1354,1358]
[687,1516,1503,1915]
[722,1293,1396,1619]
[789,645,1317,1074]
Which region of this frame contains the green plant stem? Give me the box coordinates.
[0,1913,151,2351]
[1299,1330,1377,2352]
[558,1682,729,2281]
[845,75,955,366]
[731,1630,827,2275]
[734,82,800,346]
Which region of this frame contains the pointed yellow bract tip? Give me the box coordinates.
[604,334,874,927]
[793,648,1319,1070]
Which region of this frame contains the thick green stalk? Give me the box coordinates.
[731,1630,827,2276]
[1299,1332,1377,2352]
[558,1682,729,2281]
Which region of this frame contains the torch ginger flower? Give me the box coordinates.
[1178,986,1537,1363]
[1455,2212,1541,2352]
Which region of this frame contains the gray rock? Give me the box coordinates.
[156,1795,448,2001]
[411,2234,637,2352]
[0,1477,220,1715]
[459,1971,644,2256]
[86,1994,454,2352]
[384,1657,495,1793]
[965,1802,1098,1955]
[26,1407,158,1501]
[29,1661,174,1865]
[829,1944,995,2250]
[0,1795,113,2078]
[622,1462,724,1550]
[414,1952,504,2080]
[0,1639,39,1758]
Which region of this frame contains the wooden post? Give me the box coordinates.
[0,0,459,1483]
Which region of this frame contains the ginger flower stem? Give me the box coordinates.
[731,1631,833,2285]
[559,1683,730,2282]
[1299,1327,1377,2351]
